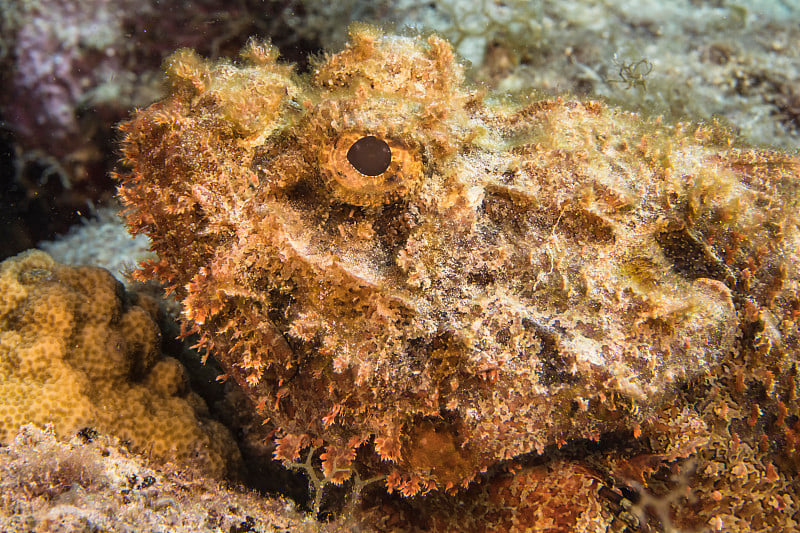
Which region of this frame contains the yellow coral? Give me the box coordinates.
[0,250,239,478]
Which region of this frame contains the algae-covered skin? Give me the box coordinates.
[116,27,800,496]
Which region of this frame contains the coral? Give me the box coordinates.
[37,205,153,285]
[0,0,315,260]
[297,0,800,150]
[0,425,322,533]
[116,25,800,527]
[0,250,240,479]
[0,0,309,181]
[1,0,159,189]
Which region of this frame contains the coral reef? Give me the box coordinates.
[297,0,800,150]
[116,27,800,529]
[0,0,317,260]
[0,250,240,479]
[37,205,153,285]
[1,0,161,200]
[0,425,317,533]
[0,0,310,180]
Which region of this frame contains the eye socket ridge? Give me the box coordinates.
[346,135,392,176]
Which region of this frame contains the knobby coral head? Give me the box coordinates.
[115,25,800,496]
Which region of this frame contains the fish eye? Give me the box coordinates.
[321,131,423,206]
[346,135,392,176]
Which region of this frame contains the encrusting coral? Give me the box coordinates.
[0,250,240,479]
[116,25,800,529]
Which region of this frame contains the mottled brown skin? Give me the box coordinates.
[389,461,615,532]
[117,25,800,511]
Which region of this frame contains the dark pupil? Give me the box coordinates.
[346,136,392,176]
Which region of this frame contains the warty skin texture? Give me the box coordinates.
[116,26,800,499]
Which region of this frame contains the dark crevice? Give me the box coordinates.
[655,220,735,284]
[372,201,417,256]
[523,318,581,386]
